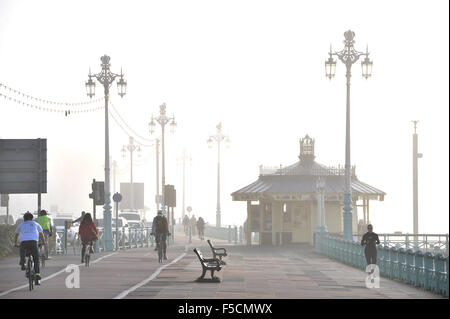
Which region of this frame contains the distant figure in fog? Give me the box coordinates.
[361,224,380,267]
[183,215,190,236]
[196,217,205,240]
[190,215,197,236]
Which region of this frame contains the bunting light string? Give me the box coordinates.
[0,91,105,115]
[109,99,156,143]
[0,82,104,106]
[108,108,154,148]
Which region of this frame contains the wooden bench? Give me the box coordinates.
[207,239,228,265]
[193,248,221,282]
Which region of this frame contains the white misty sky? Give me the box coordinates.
[0,0,448,233]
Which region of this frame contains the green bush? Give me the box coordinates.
[0,224,17,257]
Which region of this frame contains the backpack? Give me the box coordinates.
[154,216,167,233]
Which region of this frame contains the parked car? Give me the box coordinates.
[119,211,141,222]
[53,217,76,243]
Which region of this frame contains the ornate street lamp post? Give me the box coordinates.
[325,31,372,241]
[85,55,127,251]
[121,136,141,211]
[149,103,176,217]
[208,122,230,227]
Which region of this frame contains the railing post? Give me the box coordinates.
[228,225,231,243]
[390,247,398,280]
[234,226,238,245]
[424,252,434,291]
[397,248,406,281]
[414,250,425,288]
[434,253,445,294]
[383,246,390,278]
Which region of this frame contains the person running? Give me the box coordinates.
[361,224,380,266]
[151,210,170,260]
[196,217,205,240]
[78,213,98,263]
[36,210,53,260]
[182,215,190,236]
[14,211,45,285]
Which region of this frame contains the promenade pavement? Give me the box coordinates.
[0,232,444,299]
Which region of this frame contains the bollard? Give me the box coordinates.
[189,225,192,244]
[228,225,231,243]
[234,226,238,245]
[239,226,243,244]
[424,252,434,291]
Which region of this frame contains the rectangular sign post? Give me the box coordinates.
[0,139,47,213]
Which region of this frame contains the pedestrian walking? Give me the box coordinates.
[190,215,197,236]
[197,217,205,240]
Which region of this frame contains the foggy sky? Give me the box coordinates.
[0,0,448,233]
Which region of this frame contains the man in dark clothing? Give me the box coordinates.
[151,210,170,259]
[361,224,380,265]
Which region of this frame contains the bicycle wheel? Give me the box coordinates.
[28,259,34,291]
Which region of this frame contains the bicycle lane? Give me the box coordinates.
[0,244,188,299]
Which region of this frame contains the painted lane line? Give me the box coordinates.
[0,252,117,297]
[114,247,188,299]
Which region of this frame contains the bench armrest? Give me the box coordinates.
[213,247,227,253]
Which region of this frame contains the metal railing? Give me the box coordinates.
[315,232,449,296]
[204,224,244,244]
[329,233,449,256]
[53,227,156,255]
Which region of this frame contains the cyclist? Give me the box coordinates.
[151,210,169,260]
[78,213,98,263]
[13,211,45,285]
[36,210,53,260]
[361,224,380,266]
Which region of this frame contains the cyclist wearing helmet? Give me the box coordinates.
[14,211,45,285]
[151,210,170,260]
[36,210,53,260]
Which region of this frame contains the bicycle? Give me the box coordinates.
[153,233,170,263]
[83,242,94,267]
[26,247,37,290]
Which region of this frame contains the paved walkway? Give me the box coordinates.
[124,243,445,299]
[0,233,444,299]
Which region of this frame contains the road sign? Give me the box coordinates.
[0,139,47,194]
[1,194,9,207]
[187,206,192,213]
[164,184,176,207]
[119,183,144,210]
[113,192,122,203]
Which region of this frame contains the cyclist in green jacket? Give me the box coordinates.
[36,210,53,260]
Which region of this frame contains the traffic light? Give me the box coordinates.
[89,179,105,205]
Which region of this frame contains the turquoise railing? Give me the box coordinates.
[316,232,448,296]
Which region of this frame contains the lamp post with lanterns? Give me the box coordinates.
[208,122,230,228]
[149,103,176,217]
[121,136,141,211]
[85,55,127,251]
[325,30,372,241]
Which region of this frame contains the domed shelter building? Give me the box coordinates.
[231,135,385,246]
